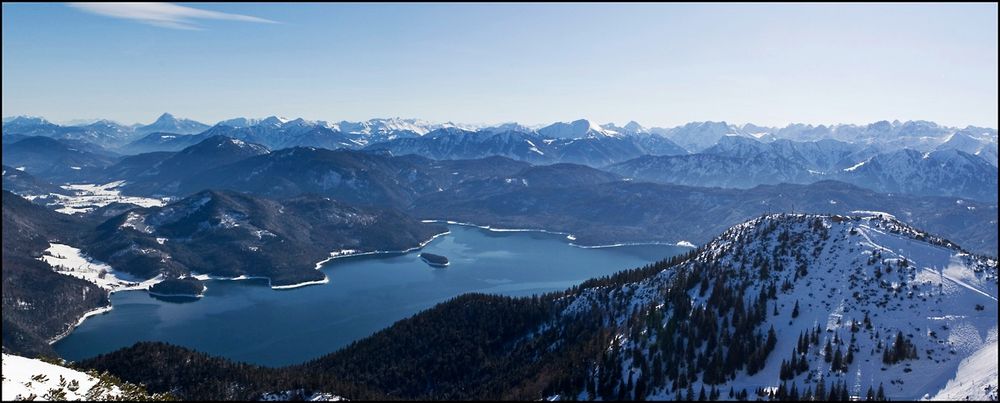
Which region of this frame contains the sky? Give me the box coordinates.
[2,2,997,128]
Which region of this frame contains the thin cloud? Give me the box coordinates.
[68,2,277,30]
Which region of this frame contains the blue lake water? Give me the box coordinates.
[54,225,688,367]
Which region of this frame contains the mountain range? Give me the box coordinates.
[4,134,996,257]
[5,115,996,161]
[607,136,999,202]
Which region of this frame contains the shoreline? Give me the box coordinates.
[69,230,455,294]
[147,292,204,298]
[420,220,698,249]
[48,305,113,345]
[48,271,166,346]
[312,230,453,265]
[270,277,330,290]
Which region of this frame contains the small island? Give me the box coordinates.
[419,252,449,268]
[148,277,207,298]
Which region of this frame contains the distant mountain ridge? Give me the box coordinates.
[608,135,999,202]
[6,114,995,160]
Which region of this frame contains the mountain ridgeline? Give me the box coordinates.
[3,115,997,203]
[77,214,999,400]
[86,189,446,286]
[607,136,999,202]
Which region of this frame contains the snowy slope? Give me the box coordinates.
[1,353,164,401]
[555,213,997,400]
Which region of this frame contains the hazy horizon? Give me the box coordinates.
[3,3,997,128]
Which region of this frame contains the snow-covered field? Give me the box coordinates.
[38,243,163,293]
[2,353,123,401]
[28,181,167,215]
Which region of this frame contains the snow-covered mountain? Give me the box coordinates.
[2,116,60,134]
[703,136,872,172]
[366,129,553,163]
[189,118,358,151]
[216,117,264,128]
[5,114,997,169]
[609,136,998,201]
[769,120,981,154]
[600,121,648,136]
[366,128,687,166]
[333,117,481,144]
[840,148,998,202]
[935,127,999,167]
[2,114,206,148]
[480,122,542,134]
[550,213,997,400]
[538,119,622,139]
[660,121,745,152]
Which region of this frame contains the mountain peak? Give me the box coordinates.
[260,116,291,126]
[623,120,645,133]
[136,113,209,135]
[538,119,618,139]
[154,113,176,123]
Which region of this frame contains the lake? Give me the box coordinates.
[54,224,688,367]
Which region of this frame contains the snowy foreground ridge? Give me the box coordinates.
[259,390,346,401]
[557,213,997,401]
[1,353,165,401]
[2,354,345,401]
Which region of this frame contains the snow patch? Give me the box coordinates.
[48,181,166,215]
[38,243,162,293]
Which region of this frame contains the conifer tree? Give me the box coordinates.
[832,347,844,372]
